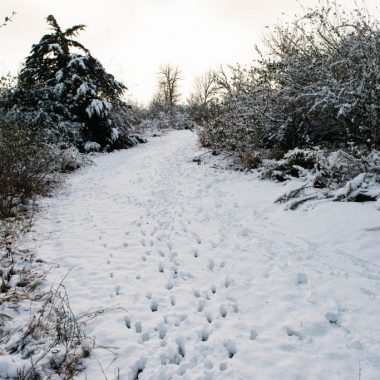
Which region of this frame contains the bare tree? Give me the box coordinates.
[190,70,219,106]
[156,64,182,110]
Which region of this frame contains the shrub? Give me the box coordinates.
[197,1,380,156]
[0,121,58,216]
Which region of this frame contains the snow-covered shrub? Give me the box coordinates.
[108,100,146,148]
[54,145,89,172]
[0,121,59,216]
[261,148,321,182]
[263,148,380,208]
[138,108,193,134]
[197,1,380,155]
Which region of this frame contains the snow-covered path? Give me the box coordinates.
[31,131,380,379]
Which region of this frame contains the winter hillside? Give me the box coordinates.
[5,130,379,379]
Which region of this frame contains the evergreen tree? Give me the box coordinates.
[8,15,128,150]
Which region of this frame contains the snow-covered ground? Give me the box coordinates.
[25,130,380,379]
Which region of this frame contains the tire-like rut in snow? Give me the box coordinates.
[32,131,380,380]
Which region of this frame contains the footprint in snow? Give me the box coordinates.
[224,340,237,358]
[296,273,308,285]
[219,362,228,371]
[157,322,167,339]
[200,327,210,342]
[224,277,233,288]
[325,311,339,325]
[197,300,206,312]
[150,299,158,313]
[250,328,258,340]
[205,312,213,324]
[284,326,303,340]
[135,321,142,333]
[219,305,228,318]
[166,279,174,290]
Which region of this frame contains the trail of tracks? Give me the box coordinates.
[31,131,380,379]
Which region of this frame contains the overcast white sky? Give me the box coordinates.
[0,0,379,104]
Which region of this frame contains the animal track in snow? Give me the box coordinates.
[219,305,228,318]
[176,337,186,358]
[250,328,258,340]
[205,312,213,324]
[224,277,233,288]
[219,362,228,371]
[135,321,142,333]
[150,299,158,313]
[325,312,339,325]
[205,361,213,369]
[166,279,175,290]
[224,340,237,358]
[284,327,303,340]
[200,327,210,341]
[197,300,206,312]
[158,322,167,339]
[296,273,308,285]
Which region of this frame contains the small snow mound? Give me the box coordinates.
[84,141,101,152]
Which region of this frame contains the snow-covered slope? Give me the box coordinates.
[28,130,380,379]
